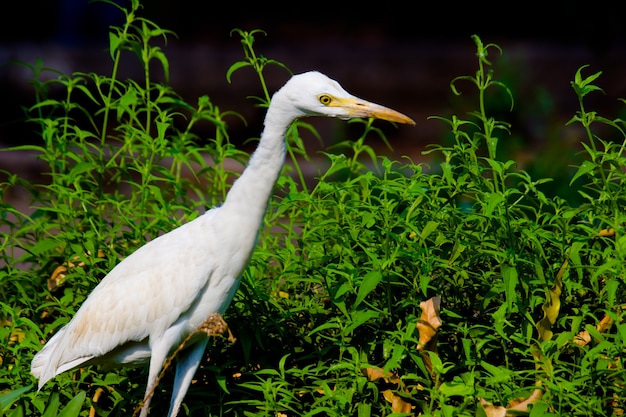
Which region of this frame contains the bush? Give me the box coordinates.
[1,1,624,416]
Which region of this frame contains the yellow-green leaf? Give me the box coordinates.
[536,259,567,342]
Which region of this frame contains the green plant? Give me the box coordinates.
[1,2,624,416]
[1,0,244,415]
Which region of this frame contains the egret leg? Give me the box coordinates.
[139,334,181,417]
[166,338,209,417]
[138,363,164,417]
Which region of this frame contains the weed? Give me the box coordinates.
[1,2,624,416]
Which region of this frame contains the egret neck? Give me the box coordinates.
[221,103,290,224]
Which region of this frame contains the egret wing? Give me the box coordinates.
[34,209,223,383]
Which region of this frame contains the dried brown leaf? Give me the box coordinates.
[47,250,105,292]
[573,330,592,347]
[599,228,615,237]
[382,389,413,414]
[363,366,400,384]
[573,313,614,347]
[89,387,105,417]
[416,296,442,351]
[508,388,543,410]
[478,388,543,417]
[48,265,68,291]
[597,313,614,333]
[478,398,507,417]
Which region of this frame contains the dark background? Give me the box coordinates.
[3,1,625,48]
[1,0,626,193]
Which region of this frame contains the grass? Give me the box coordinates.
[1,1,625,416]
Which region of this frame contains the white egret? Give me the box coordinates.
[31,70,415,417]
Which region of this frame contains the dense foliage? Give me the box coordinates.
[1,1,624,416]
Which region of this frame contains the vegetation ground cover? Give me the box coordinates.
[1,1,625,416]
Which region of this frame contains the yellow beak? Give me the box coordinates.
[336,97,416,125]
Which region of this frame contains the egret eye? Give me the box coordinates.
[318,94,333,106]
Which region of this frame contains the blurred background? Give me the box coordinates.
[1,0,626,202]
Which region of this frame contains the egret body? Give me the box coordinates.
[31,71,414,416]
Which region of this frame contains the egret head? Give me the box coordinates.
[270,71,415,125]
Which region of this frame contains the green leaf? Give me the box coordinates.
[420,220,439,241]
[344,309,379,335]
[483,192,504,217]
[354,271,382,308]
[28,238,60,256]
[357,403,371,417]
[226,61,251,83]
[69,161,95,177]
[480,361,512,384]
[0,385,33,410]
[501,264,519,312]
[41,392,61,417]
[308,320,341,337]
[7,405,25,417]
[570,160,595,185]
[153,49,170,84]
[424,350,451,375]
[384,343,406,371]
[492,302,510,338]
[603,278,619,307]
[439,375,474,397]
[57,391,86,417]
[571,65,604,97]
[214,374,230,394]
[568,241,585,281]
[529,400,555,417]
[109,32,122,59]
